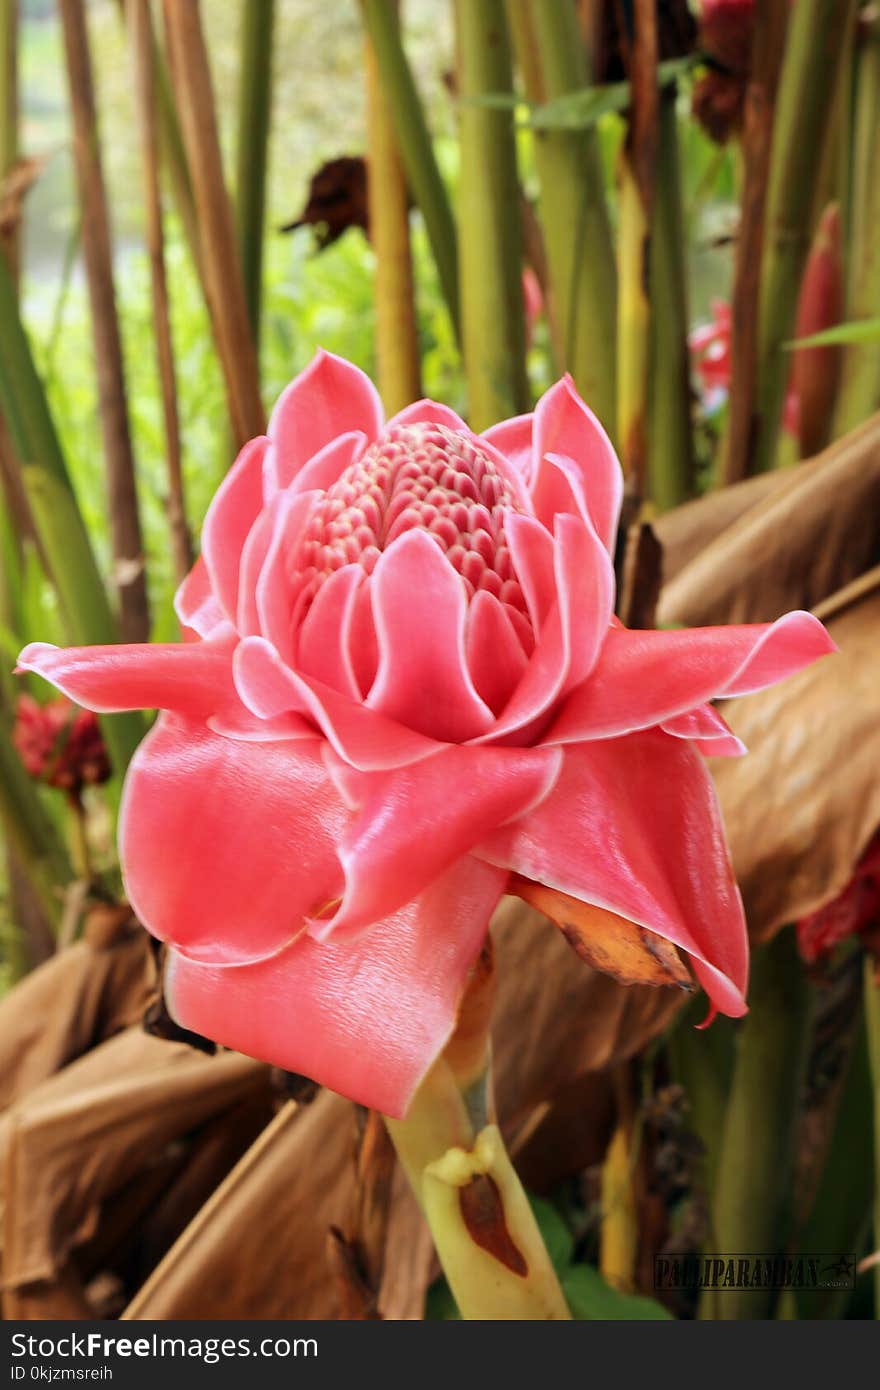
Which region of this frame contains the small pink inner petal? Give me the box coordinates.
[532,376,622,554]
[296,564,363,700]
[466,590,529,714]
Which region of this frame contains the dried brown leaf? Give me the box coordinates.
[715,571,880,941]
[658,414,880,625]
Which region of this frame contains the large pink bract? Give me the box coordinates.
[18,353,834,1116]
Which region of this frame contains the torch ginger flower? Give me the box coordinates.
[18,353,835,1116]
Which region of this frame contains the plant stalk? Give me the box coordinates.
[359,0,459,340]
[454,0,527,430]
[866,958,880,1318]
[364,5,422,415]
[506,0,617,433]
[234,0,275,350]
[752,0,857,474]
[701,929,813,1319]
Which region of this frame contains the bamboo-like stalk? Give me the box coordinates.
[722,0,789,485]
[795,1005,872,1320]
[615,1,658,509]
[161,0,265,452]
[58,0,150,644]
[364,9,421,416]
[0,0,18,282]
[752,0,858,474]
[454,0,527,430]
[599,1067,639,1293]
[505,0,617,434]
[701,930,812,1319]
[834,12,880,433]
[0,254,143,773]
[128,0,192,587]
[647,85,693,510]
[359,0,459,340]
[866,961,880,1319]
[234,0,275,349]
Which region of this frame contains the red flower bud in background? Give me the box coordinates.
[13,692,111,804]
[790,201,844,457]
[797,832,880,972]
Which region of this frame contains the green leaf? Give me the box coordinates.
[562,1265,673,1321]
[784,317,880,349]
[522,58,696,131]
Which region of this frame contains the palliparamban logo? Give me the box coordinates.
[654,1253,856,1292]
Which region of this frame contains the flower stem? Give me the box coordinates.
[421,1125,571,1320]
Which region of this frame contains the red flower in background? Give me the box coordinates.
[18,353,834,1115]
[690,300,800,437]
[797,832,880,969]
[13,693,111,803]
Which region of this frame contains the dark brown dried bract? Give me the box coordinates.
[459,1173,528,1277]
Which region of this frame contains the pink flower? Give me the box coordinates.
[17,353,835,1116]
[690,301,800,436]
[13,692,111,802]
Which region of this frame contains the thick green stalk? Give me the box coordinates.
[648,87,694,510]
[834,13,880,433]
[454,0,527,429]
[666,1001,735,1202]
[795,1005,872,1319]
[364,11,422,414]
[866,961,880,1319]
[359,0,459,339]
[701,930,813,1319]
[506,0,617,434]
[753,0,857,473]
[234,0,275,349]
[0,255,142,772]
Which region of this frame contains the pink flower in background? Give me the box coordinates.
[18,352,835,1115]
[690,300,800,436]
[13,692,111,802]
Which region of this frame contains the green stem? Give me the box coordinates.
[359,0,459,340]
[506,0,617,434]
[795,999,872,1320]
[753,0,858,473]
[648,87,694,511]
[866,958,880,1319]
[234,0,275,350]
[0,253,143,774]
[666,999,735,1203]
[701,929,813,1319]
[833,12,880,433]
[454,0,527,429]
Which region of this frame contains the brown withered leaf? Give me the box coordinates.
[279,156,369,249]
[0,1027,270,1310]
[0,913,154,1112]
[658,414,880,626]
[654,466,791,585]
[512,878,693,994]
[0,153,51,238]
[714,570,880,942]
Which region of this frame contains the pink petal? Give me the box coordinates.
[466,591,529,713]
[266,350,383,491]
[532,376,622,554]
[296,564,363,699]
[174,555,230,641]
[476,731,749,1018]
[545,612,835,745]
[120,714,346,963]
[662,705,747,758]
[201,436,269,623]
[482,413,534,482]
[233,635,441,770]
[285,430,368,498]
[315,743,561,939]
[17,638,239,720]
[505,512,556,630]
[164,854,507,1117]
[387,399,469,432]
[251,489,318,656]
[367,530,495,743]
[481,512,614,743]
